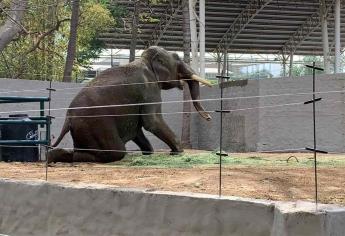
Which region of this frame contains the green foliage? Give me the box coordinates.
[235,68,273,80]
[291,56,324,77]
[107,2,128,20]
[140,13,160,23]
[111,152,228,168]
[77,2,114,67]
[0,0,116,81]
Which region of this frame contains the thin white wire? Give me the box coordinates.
[260,148,306,153]
[0,88,343,116]
[0,94,307,115]
[0,78,195,95]
[48,97,345,119]
[1,87,345,118]
[54,110,213,118]
[53,147,309,154]
[0,144,308,155]
[0,74,340,96]
[2,77,345,102]
[48,101,305,119]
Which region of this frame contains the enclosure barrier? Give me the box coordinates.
[0,179,344,236]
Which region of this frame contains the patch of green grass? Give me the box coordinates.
[112,153,222,168]
[107,152,345,168]
[109,152,275,168]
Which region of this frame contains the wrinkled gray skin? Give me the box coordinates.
[48,46,211,163]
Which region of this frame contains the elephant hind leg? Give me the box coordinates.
[133,129,154,155]
[70,119,127,163]
[72,151,102,162]
[73,150,126,163]
[47,148,73,163]
[48,149,126,163]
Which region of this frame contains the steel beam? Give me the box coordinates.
[0,140,48,145]
[147,0,182,47]
[0,96,49,103]
[281,0,336,55]
[215,0,273,51]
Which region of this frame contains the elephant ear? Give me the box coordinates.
[151,54,171,83]
[151,54,178,90]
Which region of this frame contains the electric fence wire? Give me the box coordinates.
[0,144,308,155]
[2,87,345,117]
[0,96,307,116]
[2,75,345,101]
[1,93,345,120]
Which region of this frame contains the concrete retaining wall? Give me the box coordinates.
[1,74,345,153]
[0,179,344,236]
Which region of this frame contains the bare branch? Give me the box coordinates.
[37,45,64,60]
[26,18,70,54]
[0,0,29,52]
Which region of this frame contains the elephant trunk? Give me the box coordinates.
[187,78,212,121]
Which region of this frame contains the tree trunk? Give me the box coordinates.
[63,0,80,82]
[129,0,139,62]
[188,0,198,72]
[46,1,57,76]
[0,0,29,52]
[181,0,192,148]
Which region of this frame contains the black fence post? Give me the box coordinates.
[216,75,230,197]
[45,79,56,181]
[304,62,327,209]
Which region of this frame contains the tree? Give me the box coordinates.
[129,0,139,62]
[63,0,80,82]
[291,56,324,77]
[181,0,191,148]
[0,0,29,52]
[0,0,115,81]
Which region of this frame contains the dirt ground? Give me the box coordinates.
[0,152,345,205]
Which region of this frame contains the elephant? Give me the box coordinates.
[47,46,212,163]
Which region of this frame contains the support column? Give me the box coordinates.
[217,51,221,75]
[289,52,294,77]
[335,0,341,73]
[199,0,205,78]
[321,0,330,73]
[282,55,287,77]
[189,0,199,72]
[222,47,227,76]
[110,49,114,67]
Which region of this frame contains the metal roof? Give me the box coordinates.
[99,0,345,55]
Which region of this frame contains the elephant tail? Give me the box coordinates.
[51,118,70,147]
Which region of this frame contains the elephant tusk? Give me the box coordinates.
[191,74,213,87]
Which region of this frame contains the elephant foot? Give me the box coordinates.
[142,150,154,155]
[170,149,184,155]
[47,148,74,163]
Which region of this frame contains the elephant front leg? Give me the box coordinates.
[133,129,154,155]
[143,116,183,155]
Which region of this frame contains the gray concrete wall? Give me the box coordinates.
[1,74,345,153]
[257,74,345,152]
[0,179,344,236]
[195,74,345,152]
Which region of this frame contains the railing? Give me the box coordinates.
[0,96,51,146]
